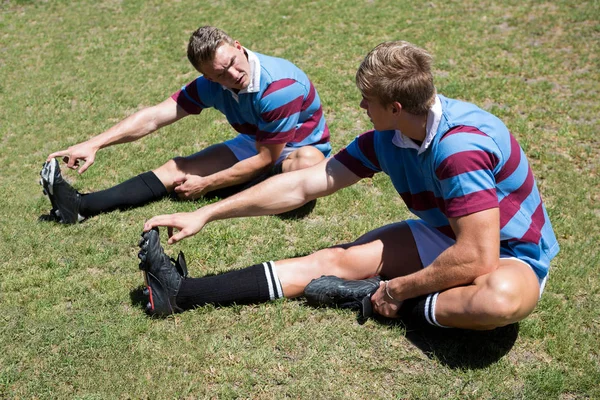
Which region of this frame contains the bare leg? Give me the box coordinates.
[152,143,239,191]
[434,259,541,330]
[275,222,422,297]
[273,220,541,329]
[153,144,324,193]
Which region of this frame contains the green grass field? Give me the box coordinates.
[1,0,599,398]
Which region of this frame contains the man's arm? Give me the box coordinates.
[47,97,188,173]
[173,142,286,199]
[144,157,362,243]
[372,207,501,317]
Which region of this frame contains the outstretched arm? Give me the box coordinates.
[47,97,188,174]
[144,157,362,243]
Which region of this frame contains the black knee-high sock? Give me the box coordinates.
[79,171,168,217]
[398,292,450,328]
[175,261,284,310]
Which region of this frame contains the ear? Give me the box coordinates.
[234,40,243,50]
[390,101,403,114]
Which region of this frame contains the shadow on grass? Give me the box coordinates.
[275,199,317,220]
[129,283,517,369]
[129,286,149,310]
[370,315,519,369]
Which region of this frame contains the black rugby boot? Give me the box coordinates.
[304,275,382,317]
[138,228,188,316]
[39,158,84,224]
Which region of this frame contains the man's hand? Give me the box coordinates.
[143,210,208,244]
[173,174,211,200]
[371,281,403,318]
[47,141,100,174]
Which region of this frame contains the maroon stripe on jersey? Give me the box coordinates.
[231,123,258,135]
[519,202,545,244]
[399,191,446,213]
[261,79,297,99]
[436,225,456,240]
[495,133,521,183]
[313,124,330,144]
[334,149,376,178]
[440,125,488,141]
[301,82,316,112]
[294,107,323,142]
[261,95,304,122]
[256,128,295,144]
[444,188,498,217]
[171,89,204,115]
[357,130,380,170]
[435,150,498,180]
[499,167,535,228]
[174,80,207,113]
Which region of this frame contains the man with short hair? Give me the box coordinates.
[138,41,559,331]
[40,26,330,224]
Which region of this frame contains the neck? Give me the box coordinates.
[397,112,428,142]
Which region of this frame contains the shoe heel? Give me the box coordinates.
[141,270,155,312]
[361,295,373,318]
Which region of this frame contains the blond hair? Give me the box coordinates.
[187,26,235,70]
[356,41,435,115]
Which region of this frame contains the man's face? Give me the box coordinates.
[360,95,395,131]
[200,41,251,90]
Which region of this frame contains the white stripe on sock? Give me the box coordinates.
[424,294,434,326]
[269,261,283,298]
[430,292,450,328]
[263,262,275,300]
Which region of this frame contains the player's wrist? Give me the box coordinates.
[384,280,402,303]
[197,202,222,224]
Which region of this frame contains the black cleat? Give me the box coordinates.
[39,158,84,224]
[138,228,188,316]
[304,275,382,318]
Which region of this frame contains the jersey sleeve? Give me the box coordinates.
[333,130,381,178]
[170,77,214,115]
[255,79,304,144]
[435,127,501,218]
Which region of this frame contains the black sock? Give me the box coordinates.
[79,171,168,217]
[398,292,450,328]
[175,261,283,310]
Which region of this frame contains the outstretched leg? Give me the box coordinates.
[138,222,421,315]
[40,144,239,223]
[41,142,326,223]
[138,223,543,329]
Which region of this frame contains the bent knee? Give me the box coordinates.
[479,277,538,326]
[486,292,524,325]
[288,147,324,170]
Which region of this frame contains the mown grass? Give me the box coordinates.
[1,0,599,398]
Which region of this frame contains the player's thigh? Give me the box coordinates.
[323,221,423,279]
[174,143,239,176]
[472,258,541,319]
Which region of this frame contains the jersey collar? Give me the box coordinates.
[392,95,442,154]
